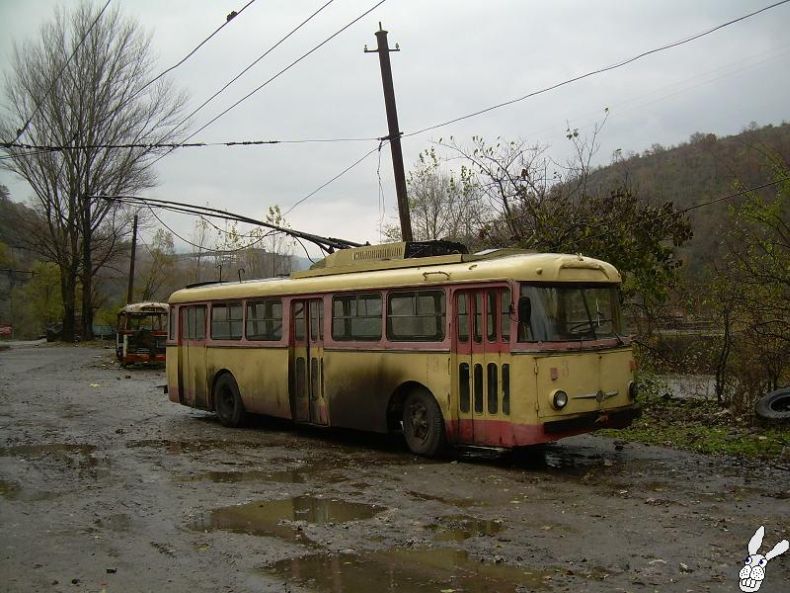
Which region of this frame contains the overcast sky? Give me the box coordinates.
[1,0,788,258]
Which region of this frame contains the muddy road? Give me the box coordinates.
[1,344,788,593]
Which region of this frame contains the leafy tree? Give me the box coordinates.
[21,261,63,327]
[726,157,790,396]
[0,2,187,340]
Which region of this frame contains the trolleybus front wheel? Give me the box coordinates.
[403,389,445,457]
[214,373,248,428]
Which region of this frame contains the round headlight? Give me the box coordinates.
[628,381,638,401]
[552,390,568,410]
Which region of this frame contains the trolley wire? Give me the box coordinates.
[134,0,259,101]
[1,135,380,153]
[7,0,112,144]
[554,176,790,254]
[173,0,337,132]
[403,0,790,139]
[151,0,390,169]
[282,141,386,216]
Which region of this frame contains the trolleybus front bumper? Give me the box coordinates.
[543,404,641,434]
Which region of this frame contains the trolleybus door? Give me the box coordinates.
[453,288,511,444]
[178,305,208,409]
[289,298,328,425]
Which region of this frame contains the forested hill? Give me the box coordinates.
[584,122,790,273]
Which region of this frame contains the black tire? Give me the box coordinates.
[214,373,248,428]
[755,388,790,420]
[402,389,445,457]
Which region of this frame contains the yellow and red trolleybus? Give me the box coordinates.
[165,242,638,456]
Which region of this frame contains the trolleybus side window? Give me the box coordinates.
[169,307,177,340]
[457,293,469,342]
[474,293,483,343]
[386,290,445,341]
[181,305,206,340]
[211,302,243,340]
[293,302,305,341]
[501,290,512,342]
[332,293,382,341]
[310,300,324,340]
[246,299,283,341]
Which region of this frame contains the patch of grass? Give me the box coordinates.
[600,396,789,459]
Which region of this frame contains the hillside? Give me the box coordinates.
[583,122,790,273]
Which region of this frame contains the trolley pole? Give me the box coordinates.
[126,214,138,304]
[365,23,413,242]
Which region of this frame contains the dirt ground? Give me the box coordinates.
[1,344,788,593]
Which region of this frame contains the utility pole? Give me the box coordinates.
[365,23,413,242]
[126,214,138,304]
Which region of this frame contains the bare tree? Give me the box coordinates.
[0,2,187,340]
[138,228,175,302]
[396,148,487,245]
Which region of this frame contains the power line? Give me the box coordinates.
[403,0,790,139]
[174,0,337,133]
[2,135,380,153]
[134,0,259,101]
[282,141,386,216]
[166,0,390,153]
[555,176,790,253]
[144,205,272,255]
[680,177,790,213]
[9,0,113,144]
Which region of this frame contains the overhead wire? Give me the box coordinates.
[2,135,380,152]
[155,0,390,168]
[173,0,337,132]
[8,0,112,143]
[94,193,362,251]
[133,0,260,101]
[376,139,387,240]
[554,176,790,254]
[403,0,790,139]
[282,141,387,216]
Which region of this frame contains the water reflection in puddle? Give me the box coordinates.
[261,548,552,592]
[179,466,347,485]
[194,496,384,544]
[429,514,503,541]
[0,443,96,458]
[0,479,20,499]
[407,490,476,508]
[179,469,298,484]
[127,439,250,454]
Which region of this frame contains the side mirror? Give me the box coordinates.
[517,296,531,324]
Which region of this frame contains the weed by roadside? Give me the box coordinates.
[601,396,789,460]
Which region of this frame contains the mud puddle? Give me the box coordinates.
[0,443,96,458]
[127,439,260,454]
[180,468,316,484]
[260,548,554,592]
[429,514,504,541]
[407,490,477,508]
[0,479,21,499]
[194,496,385,545]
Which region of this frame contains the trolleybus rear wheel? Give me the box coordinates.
[403,389,445,457]
[214,373,247,428]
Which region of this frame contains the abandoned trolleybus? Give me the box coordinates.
[165,242,639,456]
[116,302,169,366]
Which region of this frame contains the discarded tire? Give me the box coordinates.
[754,387,790,420]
